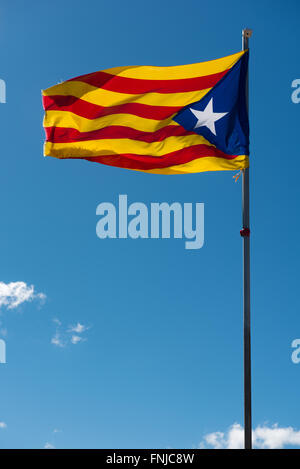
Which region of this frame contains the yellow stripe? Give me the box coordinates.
[83,51,245,80]
[44,110,180,133]
[43,83,212,108]
[140,155,249,174]
[44,134,214,158]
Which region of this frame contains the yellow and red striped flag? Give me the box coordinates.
[42,50,249,174]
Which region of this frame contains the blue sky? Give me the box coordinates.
[0,0,300,449]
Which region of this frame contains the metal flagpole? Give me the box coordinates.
[241,28,252,450]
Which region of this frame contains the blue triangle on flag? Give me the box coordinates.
[173,52,249,156]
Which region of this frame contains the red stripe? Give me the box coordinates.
[44,125,193,143]
[68,69,228,94]
[62,145,238,171]
[43,95,180,121]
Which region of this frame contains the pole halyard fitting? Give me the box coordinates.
[240,227,250,237]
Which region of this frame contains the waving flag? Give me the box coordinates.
[42,51,249,174]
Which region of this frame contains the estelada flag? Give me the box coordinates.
[42,51,249,175]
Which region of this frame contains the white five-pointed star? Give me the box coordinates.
[190,98,228,136]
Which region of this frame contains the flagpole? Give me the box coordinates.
[241,28,252,450]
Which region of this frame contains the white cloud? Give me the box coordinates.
[68,322,87,334]
[254,424,300,449]
[51,332,65,348]
[53,429,62,433]
[201,423,300,449]
[70,335,83,344]
[0,281,46,310]
[0,422,7,429]
[44,442,55,449]
[51,319,90,347]
[202,430,227,449]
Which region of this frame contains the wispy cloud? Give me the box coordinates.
[51,332,66,348]
[51,319,90,347]
[70,335,84,345]
[200,423,300,449]
[68,322,88,334]
[44,442,55,449]
[0,321,7,337]
[0,281,46,310]
[0,422,7,429]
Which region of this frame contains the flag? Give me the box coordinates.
[42,51,249,175]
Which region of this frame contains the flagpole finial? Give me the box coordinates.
[243,29,253,38]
